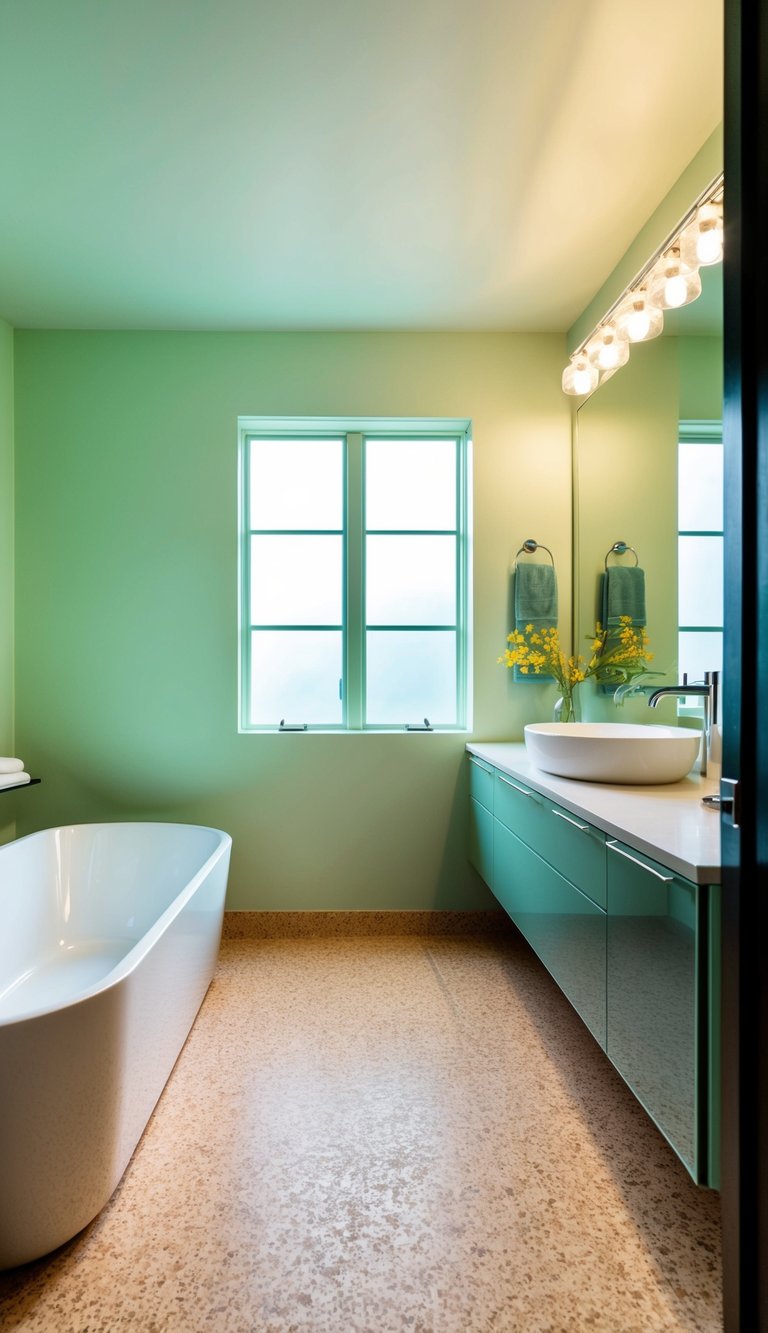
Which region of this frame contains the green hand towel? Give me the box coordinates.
[513,563,558,681]
[601,566,646,628]
[515,563,558,626]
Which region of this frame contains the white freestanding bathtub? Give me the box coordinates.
[0,822,232,1269]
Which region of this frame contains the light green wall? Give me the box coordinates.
[0,321,15,845]
[0,322,12,751]
[679,335,723,420]
[14,331,571,909]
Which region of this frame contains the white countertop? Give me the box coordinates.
[467,741,721,884]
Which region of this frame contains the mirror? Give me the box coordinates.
[574,262,723,723]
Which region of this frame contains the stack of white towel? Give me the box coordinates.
[0,758,31,790]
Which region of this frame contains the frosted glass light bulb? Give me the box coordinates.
[562,355,599,396]
[599,340,621,368]
[680,201,724,268]
[615,291,664,343]
[586,325,629,371]
[572,365,595,392]
[627,307,651,339]
[665,273,689,307]
[648,248,702,311]
[698,229,722,264]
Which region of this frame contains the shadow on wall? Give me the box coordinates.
[438,757,497,913]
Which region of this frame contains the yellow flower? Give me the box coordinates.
[498,616,653,696]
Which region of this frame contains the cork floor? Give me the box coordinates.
[0,930,722,1332]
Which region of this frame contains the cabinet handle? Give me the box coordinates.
[551,808,591,833]
[468,756,492,774]
[606,840,674,882]
[497,774,537,799]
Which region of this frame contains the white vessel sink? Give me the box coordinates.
[523,722,701,785]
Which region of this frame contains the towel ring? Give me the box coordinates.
[514,539,555,567]
[604,541,639,570]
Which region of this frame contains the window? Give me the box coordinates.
[239,418,471,731]
[677,420,723,703]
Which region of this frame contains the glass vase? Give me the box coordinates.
[553,684,580,723]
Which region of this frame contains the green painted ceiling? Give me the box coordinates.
[0,0,723,331]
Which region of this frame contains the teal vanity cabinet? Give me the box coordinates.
[468,754,494,888]
[492,771,607,1049]
[606,839,718,1186]
[466,750,721,1188]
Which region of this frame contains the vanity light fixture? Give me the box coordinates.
[586,324,630,370]
[561,353,600,396]
[647,245,702,310]
[562,173,723,396]
[614,288,664,343]
[679,199,724,268]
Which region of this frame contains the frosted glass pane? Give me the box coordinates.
[678,443,723,531]
[249,438,343,530]
[678,536,723,627]
[366,535,455,625]
[249,631,342,725]
[366,438,456,530]
[366,631,456,724]
[250,535,342,625]
[678,632,723,685]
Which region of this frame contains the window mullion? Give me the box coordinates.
[237,434,252,735]
[345,433,364,729]
[239,419,470,732]
[455,433,466,729]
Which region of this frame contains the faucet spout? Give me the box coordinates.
[647,684,710,707]
[647,671,719,776]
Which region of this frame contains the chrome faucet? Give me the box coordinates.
[647,671,719,776]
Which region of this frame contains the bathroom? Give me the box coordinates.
[0,0,765,1329]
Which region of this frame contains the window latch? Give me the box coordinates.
[405,718,433,731]
[279,720,308,732]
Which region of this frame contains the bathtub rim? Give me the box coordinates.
[0,821,232,1029]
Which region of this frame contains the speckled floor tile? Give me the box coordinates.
[221,910,512,939]
[0,932,722,1332]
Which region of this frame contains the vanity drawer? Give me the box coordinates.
[493,771,606,908]
[606,838,702,1179]
[468,754,494,813]
[493,770,549,843]
[468,796,494,887]
[494,820,606,1048]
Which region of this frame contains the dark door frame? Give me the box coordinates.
[721,0,768,1327]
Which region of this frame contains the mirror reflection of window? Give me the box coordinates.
[677,425,723,713]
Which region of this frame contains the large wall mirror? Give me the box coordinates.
[574,261,723,723]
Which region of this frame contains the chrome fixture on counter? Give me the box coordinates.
[647,670,719,776]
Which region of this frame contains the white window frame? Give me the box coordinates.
[238,416,472,733]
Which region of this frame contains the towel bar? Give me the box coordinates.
[604,541,639,569]
[514,539,555,567]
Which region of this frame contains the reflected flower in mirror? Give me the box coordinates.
[500,617,654,722]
